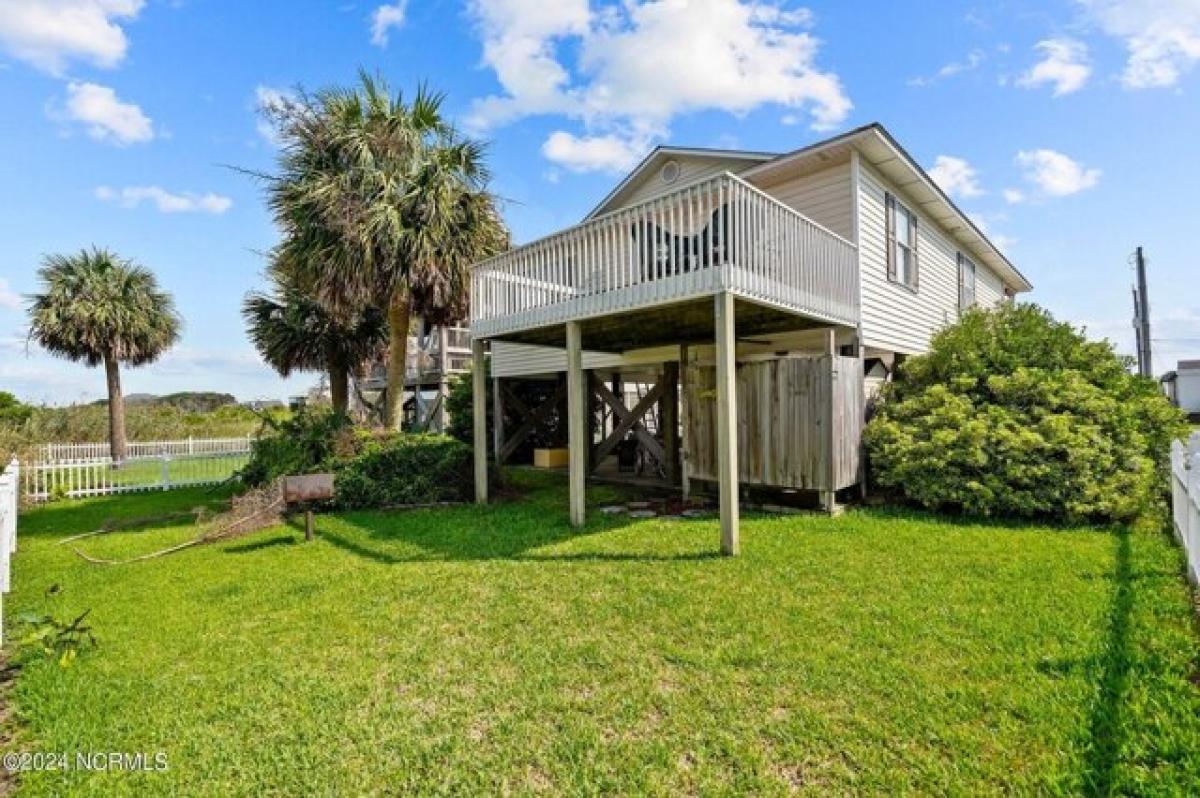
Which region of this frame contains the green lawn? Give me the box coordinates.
[5,471,1200,795]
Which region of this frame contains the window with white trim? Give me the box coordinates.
[885,193,918,290]
[958,252,976,311]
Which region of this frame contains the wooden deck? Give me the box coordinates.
[470,172,858,343]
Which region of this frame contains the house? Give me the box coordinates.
[359,322,473,431]
[466,122,1032,554]
[1162,360,1200,419]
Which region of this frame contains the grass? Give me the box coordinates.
[5,470,1200,795]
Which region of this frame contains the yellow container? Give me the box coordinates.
[533,448,570,468]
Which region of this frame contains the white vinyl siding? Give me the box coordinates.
[491,341,683,378]
[974,261,1004,307]
[858,163,960,354]
[608,155,764,212]
[752,162,854,239]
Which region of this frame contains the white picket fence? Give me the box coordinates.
[23,436,255,502]
[39,435,253,463]
[0,458,19,644]
[1169,432,1200,584]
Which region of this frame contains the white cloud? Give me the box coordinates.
[908,49,985,87]
[1016,149,1101,197]
[928,155,984,198]
[1079,0,1200,88]
[1003,188,1026,204]
[59,81,153,144]
[254,84,294,145]
[1017,38,1091,96]
[467,0,589,127]
[0,0,143,75]
[468,0,851,164]
[0,278,20,310]
[542,130,645,173]
[369,2,406,47]
[95,185,232,214]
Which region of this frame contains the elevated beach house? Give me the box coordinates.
[467,123,1032,554]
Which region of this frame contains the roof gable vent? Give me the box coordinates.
[660,160,681,184]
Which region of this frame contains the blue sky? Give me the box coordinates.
[0,0,1197,404]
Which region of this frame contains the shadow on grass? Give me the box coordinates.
[1077,528,1134,795]
[316,484,717,565]
[222,534,298,554]
[18,486,235,540]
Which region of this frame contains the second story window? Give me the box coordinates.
[958,252,976,311]
[885,193,918,290]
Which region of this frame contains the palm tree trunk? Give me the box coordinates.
[384,290,412,430]
[328,359,350,415]
[103,351,127,462]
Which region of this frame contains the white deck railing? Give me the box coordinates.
[1170,433,1200,584]
[471,172,859,339]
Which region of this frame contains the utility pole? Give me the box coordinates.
[1132,246,1152,378]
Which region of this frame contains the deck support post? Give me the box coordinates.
[492,376,504,464]
[472,339,488,505]
[662,361,680,485]
[820,328,839,515]
[679,345,691,501]
[437,325,450,432]
[714,292,740,556]
[566,321,586,528]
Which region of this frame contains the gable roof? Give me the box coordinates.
[741,123,1031,293]
[584,146,778,220]
[580,123,1032,294]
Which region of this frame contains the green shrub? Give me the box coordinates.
[864,303,1187,522]
[240,409,351,487]
[333,434,474,509]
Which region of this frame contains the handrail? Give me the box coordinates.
[471,172,859,336]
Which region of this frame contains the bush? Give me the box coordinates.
[333,434,474,509]
[240,409,351,487]
[864,303,1187,522]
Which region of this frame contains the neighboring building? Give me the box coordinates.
[1162,360,1200,418]
[360,322,472,431]
[465,123,1033,550]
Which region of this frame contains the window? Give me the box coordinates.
[885,193,918,290]
[958,252,976,311]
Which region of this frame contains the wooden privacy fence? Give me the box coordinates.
[0,458,19,644]
[1169,433,1200,584]
[23,451,250,502]
[39,435,253,463]
[685,354,864,492]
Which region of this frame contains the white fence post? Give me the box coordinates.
[0,458,19,645]
[8,458,17,554]
[160,453,170,491]
[1172,434,1200,586]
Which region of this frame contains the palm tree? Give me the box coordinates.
[261,73,507,429]
[243,265,386,414]
[27,248,181,461]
